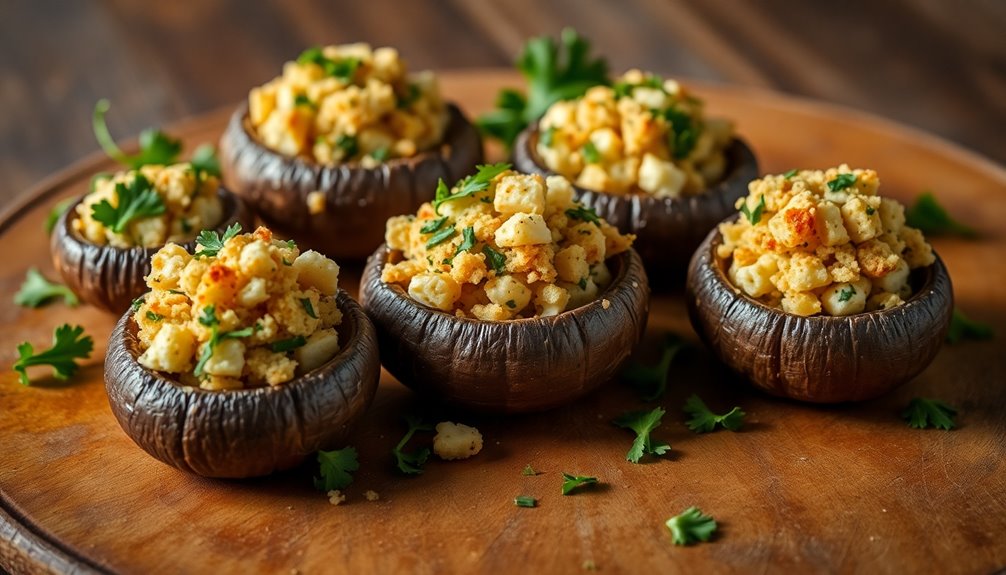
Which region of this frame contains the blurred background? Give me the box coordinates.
[2,0,1003,202]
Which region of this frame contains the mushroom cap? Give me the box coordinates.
[50,188,253,315]
[512,125,758,285]
[219,103,483,261]
[359,245,650,413]
[686,226,954,403]
[103,290,381,478]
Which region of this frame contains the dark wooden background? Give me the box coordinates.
[2,0,1004,204]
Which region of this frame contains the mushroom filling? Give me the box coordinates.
[381,164,635,320]
[133,226,343,390]
[74,164,223,248]
[248,43,448,166]
[535,70,734,198]
[716,165,936,317]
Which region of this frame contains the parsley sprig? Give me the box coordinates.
[561,473,599,495]
[621,334,686,401]
[13,324,93,386]
[194,223,242,259]
[482,245,508,275]
[739,195,765,225]
[45,198,75,235]
[92,99,182,169]
[683,394,745,433]
[297,47,360,79]
[192,305,258,377]
[477,29,609,148]
[905,191,977,237]
[902,398,957,430]
[827,173,857,192]
[946,308,994,344]
[666,507,717,546]
[91,174,166,234]
[613,407,671,463]
[393,416,434,475]
[433,163,512,215]
[314,447,360,491]
[565,205,601,225]
[14,268,78,308]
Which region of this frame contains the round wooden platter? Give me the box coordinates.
[2,71,1005,575]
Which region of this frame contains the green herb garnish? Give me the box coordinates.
[783,169,798,179]
[313,447,359,491]
[294,94,317,109]
[666,507,717,546]
[581,141,601,164]
[577,277,588,290]
[190,144,221,179]
[131,295,145,312]
[393,416,434,475]
[622,333,685,401]
[683,394,745,433]
[838,286,856,303]
[565,205,600,225]
[270,336,307,353]
[902,398,957,430]
[13,324,93,386]
[866,206,876,216]
[946,308,994,344]
[194,222,242,259]
[145,311,164,322]
[45,198,75,235]
[539,125,557,147]
[505,299,517,309]
[300,298,318,319]
[334,134,359,158]
[514,496,537,508]
[827,173,857,192]
[91,174,166,234]
[739,195,766,225]
[426,226,456,249]
[522,464,540,476]
[613,407,671,463]
[483,245,507,275]
[561,473,599,495]
[371,147,390,162]
[660,107,699,159]
[92,99,182,168]
[905,191,977,237]
[193,305,257,377]
[477,28,609,148]
[455,226,476,256]
[420,216,448,235]
[433,163,511,215]
[297,47,360,79]
[13,268,78,308]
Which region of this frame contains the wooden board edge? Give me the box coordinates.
[0,492,110,575]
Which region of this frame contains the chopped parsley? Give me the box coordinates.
[420,216,448,235]
[13,324,93,386]
[683,394,745,433]
[370,147,390,162]
[565,205,601,225]
[425,225,456,249]
[433,163,512,214]
[561,473,599,495]
[397,83,421,109]
[581,141,601,164]
[297,47,360,79]
[621,333,686,401]
[660,107,699,159]
[612,407,671,463]
[192,305,258,377]
[91,174,166,234]
[13,268,78,308]
[666,507,717,546]
[505,299,517,309]
[905,191,977,237]
[44,198,75,235]
[393,416,434,475]
[946,308,994,344]
[334,134,359,158]
[313,447,359,491]
[739,194,766,225]
[483,245,507,275]
[270,336,307,353]
[294,94,317,109]
[902,398,957,430]
[145,311,164,322]
[838,285,856,303]
[194,222,242,259]
[783,169,798,179]
[131,295,145,312]
[300,298,318,319]
[477,28,609,148]
[522,464,540,476]
[577,277,588,290]
[190,144,221,179]
[827,173,857,192]
[455,226,476,256]
[92,99,182,169]
[539,125,557,147]
[866,206,876,216]
[514,496,537,508]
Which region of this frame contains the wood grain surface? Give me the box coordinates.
[2,0,1004,203]
[2,72,1006,575]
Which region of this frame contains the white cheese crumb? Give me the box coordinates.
[307,190,326,215]
[364,490,380,501]
[433,421,483,460]
[327,490,346,506]
[601,298,611,309]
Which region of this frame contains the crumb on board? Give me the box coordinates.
[365,490,380,501]
[327,490,346,506]
[601,298,611,309]
[433,421,483,460]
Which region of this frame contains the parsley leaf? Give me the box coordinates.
[477,28,609,148]
[514,496,537,508]
[561,473,599,495]
[483,245,507,275]
[581,141,601,164]
[946,308,994,344]
[827,173,857,192]
[13,324,93,386]
[613,407,671,463]
[194,222,242,259]
[905,191,977,237]
[426,226,456,249]
[455,226,476,256]
[313,447,359,491]
[683,394,745,433]
[190,144,221,179]
[565,205,601,225]
[370,147,390,162]
[91,174,166,234]
[294,94,317,109]
[300,298,317,319]
[783,169,798,179]
[45,198,75,235]
[14,268,78,308]
[433,163,511,215]
[270,336,307,353]
[621,333,686,401]
[660,107,699,159]
[92,99,182,168]
[419,216,448,235]
[902,398,957,430]
[539,125,557,147]
[838,285,856,303]
[393,416,434,475]
[739,194,766,225]
[522,464,540,476]
[334,134,359,158]
[145,311,163,322]
[666,507,717,546]
[193,305,257,377]
[297,47,360,79]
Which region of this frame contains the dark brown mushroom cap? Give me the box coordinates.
[104,290,380,479]
[219,103,483,261]
[513,125,758,285]
[359,245,650,413]
[50,188,253,315]
[686,226,954,403]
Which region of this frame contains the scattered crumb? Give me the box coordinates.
[290,569,300,575]
[327,490,346,506]
[307,191,326,214]
[286,506,293,510]
[365,490,380,502]
[583,559,598,571]
[433,421,483,460]
[601,298,611,309]
[631,281,638,288]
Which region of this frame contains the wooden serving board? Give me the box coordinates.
[2,71,1005,575]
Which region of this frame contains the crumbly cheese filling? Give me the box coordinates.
[248,43,448,165]
[381,166,635,320]
[536,70,734,198]
[716,165,936,317]
[134,226,343,390]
